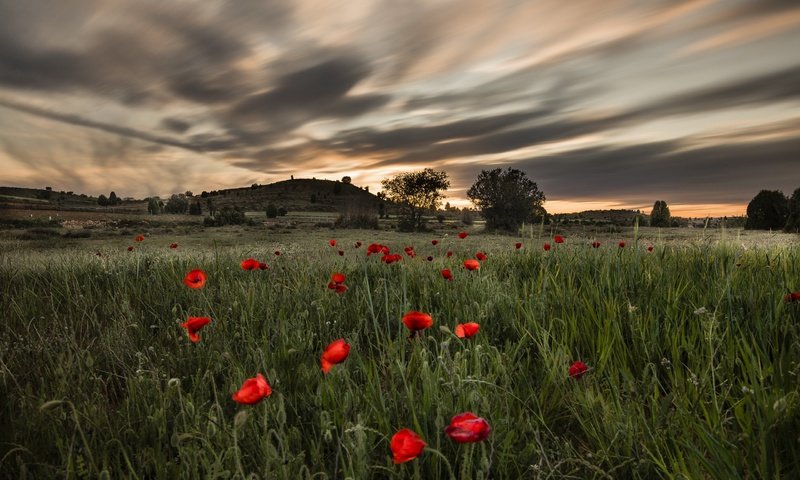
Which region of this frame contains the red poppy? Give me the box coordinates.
[784,291,800,303]
[444,412,491,443]
[381,245,390,254]
[329,239,337,247]
[458,232,468,239]
[127,246,134,252]
[554,235,564,244]
[367,243,384,256]
[441,268,453,281]
[455,322,480,338]
[275,250,281,256]
[355,241,362,248]
[181,316,211,343]
[404,246,415,258]
[241,258,259,270]
[463,259,480,271]
[183,269,207,289]
[170,243,178,249]
[515,242,522,249]
[446,250,453,258]
[331,272,346,284]
[402,311,433,332]
[232,373,272,404]
[320,339,350,374]
[327,282,348,293]
[338,250,345,256]
[390,429,426,464]
[618,241,626,248]
[543,243,551,251]
[426,256,433,261]
[432,239,439,246]
[569,361,589,379]
[475,252,487,261]
[258,262,269,270]
[134,235,145,242]
[647,245,654,252]
[382,253,402,264]
[591,241,601,248]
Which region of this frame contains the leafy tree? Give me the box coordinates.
[97,194,108,207]
[784,187,800,233]
[108,191,119,206]
[466,167,545,232]
[165,194,189,214]
[650,200,671,227]
[342,176,352,184]
[189,201,202,215]
[381,168,450,231]
[266,203,278,218]
[147,197,162,214]
[745,190,788,230]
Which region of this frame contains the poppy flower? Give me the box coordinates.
[475,252,487,261]
[784,291,800,303]
[404,246,415,258]
[382,253,402,264]
[402,311,433,333]
[274,250,281,256]
[232,373,272,404]
[181,316,210,343]
[515,242,522,249]
[618,241,626,248]
[355,241,362,248]
[458,232,468,239]
[432,239,439,246]
[134,235,145,242]
[367,243,384,256]
[569,361,589,379]
[390,429,426,464]
[327,282,348,293]
[554,235,564,244]
[463,259,480,271]
[543,243,551,251]
[258,262,269,270]
[426,256,433,262]
[441,268,453,281]
[320,339,350,374]
[183,269,207,289]
[591,241,601,248]
[444,412,491,443]
[127,246,134,252]
[170,243,178,249]
[446,250,453,258]
[241,258,259,270]
[331,272,346,284]
[647,245,654,252]
[455,322,480,338]
[338,250,345,256]
[329,239,337,247]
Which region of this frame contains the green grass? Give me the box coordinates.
[1,228,799,479]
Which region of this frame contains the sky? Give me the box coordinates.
[0,0,799,216]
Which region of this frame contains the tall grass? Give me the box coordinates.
[1,231,799,479]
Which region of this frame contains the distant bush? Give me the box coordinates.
[461,210,474,226]
[204,206,247,226]
[334,211,379,229]
[266,204,278,218]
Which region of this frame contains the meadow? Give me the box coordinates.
[1,226,799,479]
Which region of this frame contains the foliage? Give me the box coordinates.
[784,188,800,233]
[165,194,189,214]
[97,194,108,206]
[381,168,450,231]
[108,191,120,206]
[147,197,163,215]
[266,203,278,218]
[188,201,202,216]
[333,210,379,229]
[205,205,247,226]
[466,167,545,232]
[649,200,671,227]
[461,209,474,226]
[278,207,288,217]
[745,190,788,230]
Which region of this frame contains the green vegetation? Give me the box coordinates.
[1,229,799,479]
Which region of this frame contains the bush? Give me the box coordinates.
[205,206,247,226]
[266,204,278,218]
[334,211,379,229]
[461,210,474,226]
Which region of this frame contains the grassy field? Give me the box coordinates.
[1,226,799,479]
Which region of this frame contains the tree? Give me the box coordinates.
[745,190,788,230]
[649,200,671,227]
[206,198,216,217]
[165,194,189,214]
[381,168,450,231]
[108,191,119,206]
[784,188,800,233]
[266,203,278,218]
[189,200,202,215]
[147,197,162,214]
[342,176,352,184]
[466,167,545,232]
[98,194,108,206]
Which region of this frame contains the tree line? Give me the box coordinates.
[745,189,800,232]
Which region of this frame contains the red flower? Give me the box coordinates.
[134,235,145,242]
[320,339,350,374]
[432,239,439,245]
[331,272,346,284]
[390,429,426,464]
[554,235,564,244]
[446,250,453,258]
[338,250,345,256]
[367,243,385,256]
[127,246,134,251]
[382,253,402,264]
[455,322,480,338]
[543,243,551,251]
[181,316,210,343]
[591,241,601,248]
[232,373,272,404]
[329,239,337,247]
[441,268,453,281]
[183,269,207,289]
[402,311,433,332]
[618,241,626,248]
[463,259,480,271]
[784,291,800,303]
[475,252,487,261]
[515,242,522,249]
[647,245,654,252]
[458,231,468,239]
[274,250,281,256]
[569,361,589,379]
[328,282,348,293]
[241,258,259,270]
[258,262,269,270]
[444,412,491,443]
[170,243,178,249]
[355,241,362,248]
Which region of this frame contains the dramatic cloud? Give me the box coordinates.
[0,0,798,215]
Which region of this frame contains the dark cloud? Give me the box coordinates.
[161,117,192,134]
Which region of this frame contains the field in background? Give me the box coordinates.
[1,227,799,479]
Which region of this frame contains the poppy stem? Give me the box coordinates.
[424,446,455,480]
